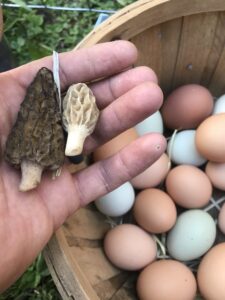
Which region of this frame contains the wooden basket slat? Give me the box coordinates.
[63,208,110,240]
[110,275,138,300]
[209,47,225,96]
[44,230,99,300]
[200,11,225,88]
[171,12,218,89]
[69,245,120,286]
[93,272,130,300]
[131,17,183,94]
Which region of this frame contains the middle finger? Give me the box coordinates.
[90,66,158,110]
[84,81,163,154]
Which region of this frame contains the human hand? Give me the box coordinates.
[0,40,166,291]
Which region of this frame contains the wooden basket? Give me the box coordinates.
[44,0,225,299]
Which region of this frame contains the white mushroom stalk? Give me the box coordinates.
[19,160,43,192]
[63,83,100,156]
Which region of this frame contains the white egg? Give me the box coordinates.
[135,111,163,135]
[167,130,206,166]
[213,94,225,114]
[167,210,216,261]
[95,182,135,217]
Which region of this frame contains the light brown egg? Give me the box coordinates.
[218,203,225,234]
[131,153,170,189]
[197,243,225,300]
[196,113,225,162]
[133,188,177,233]
[137,260,197,300]
[166,165,212,208]
[93,128,138,161]
[161,84,213,129]
[205,161,225,191]
[104,224,157,271]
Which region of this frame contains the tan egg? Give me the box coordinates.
[131,153,170,189]
[218,203,225,234]
[133,188,177,233]
[166,165,212,208]
[197,243,225,300]
[161,84,213,129]
[205,161,225,191]
[93,128,138,161]
[104,224,157,271]
[196,113,225,162]
[137,260,197,300]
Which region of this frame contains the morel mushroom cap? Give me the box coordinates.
[62,83,99,156]
[4,67,65,191]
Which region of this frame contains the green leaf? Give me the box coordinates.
[4,17,24,32]
[9,0,28,9]
[17,37,25,47]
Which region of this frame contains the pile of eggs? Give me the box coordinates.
[93,84,225,300]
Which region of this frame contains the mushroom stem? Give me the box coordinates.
[65,125,88,156]
[19,160,43,192]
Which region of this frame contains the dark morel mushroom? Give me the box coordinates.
[4,67,65,191]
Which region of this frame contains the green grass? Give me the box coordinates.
[0,254,61,300]
[1,0,135,299]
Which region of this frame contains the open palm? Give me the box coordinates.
[0,41,166,291]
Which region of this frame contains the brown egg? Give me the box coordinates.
[218,203,225,234]
[166,165,212,208]
[196,113,225,162]
[161,84,213,129]
[197,243,225,300]
[133,188,177,233]
[205,161,225,191]
[104,224,157,271]
[137,260,197,300]
[93,128,138,161]
[131,153,170,189]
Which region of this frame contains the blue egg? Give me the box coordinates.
[167,210,216,261]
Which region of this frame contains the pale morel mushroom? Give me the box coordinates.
[4,67,65,192]
[62,83,99,156]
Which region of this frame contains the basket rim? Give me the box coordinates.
[76,0,225,49]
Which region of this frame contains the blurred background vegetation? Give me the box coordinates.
[3,0,135,66]
[1,0,135,299]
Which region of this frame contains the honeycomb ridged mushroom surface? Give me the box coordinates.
[4,67,65,191]
[62,83,100,156]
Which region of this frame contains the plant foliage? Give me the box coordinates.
[3,0,135,65]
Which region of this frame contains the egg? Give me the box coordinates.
[95,182,135,217]
[213,94,225,114]
[133,188,177,233]
[167,130,207,166]
[166,165,212,208]
[93,128,138,161]
[135,111,163,135]
[197,243,225,300]
[131,153,170,189]
[161,84,213,129]
[205,161,225,191]
[196,113,225,162]
[137,260,197,300]
[104,224,157,271]
[167,210,216,261]
[218,203,225,234]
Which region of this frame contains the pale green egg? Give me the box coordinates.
[167,210,216,261]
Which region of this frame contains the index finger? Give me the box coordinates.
[9,41,138,91]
